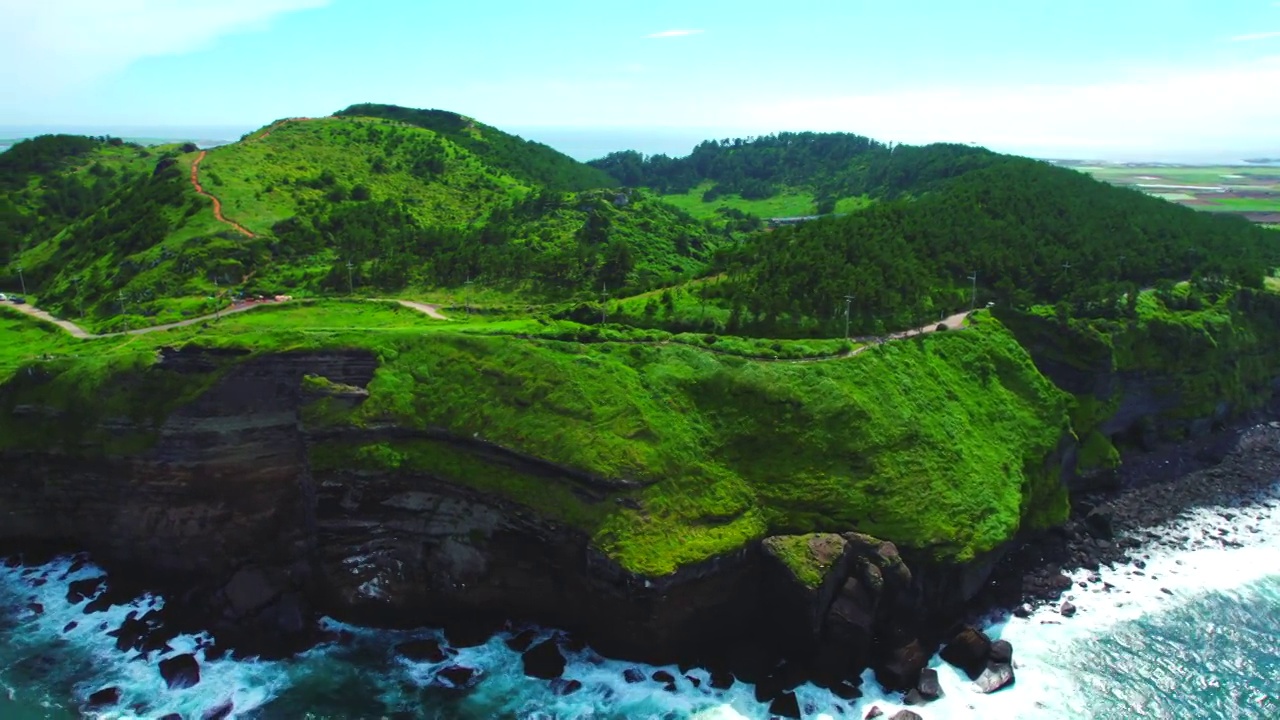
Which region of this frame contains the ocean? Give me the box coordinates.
[2,482,1277,720]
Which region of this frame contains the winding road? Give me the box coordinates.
[1,298,450,340]
[4,294,963,363]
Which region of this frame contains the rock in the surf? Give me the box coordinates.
[159,653,201,690]
[522,639,566,679]
[974,662,1016,694]
[940,626,992,679]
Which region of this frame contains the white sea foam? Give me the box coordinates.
[2,481,1276,719]
[0,557,291,719]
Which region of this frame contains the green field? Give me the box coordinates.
[660,181,872,221]
[1067,163,1280,220]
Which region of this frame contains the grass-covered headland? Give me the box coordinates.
[3,104,1279,581]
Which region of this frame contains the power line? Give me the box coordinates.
[844,295,855,340]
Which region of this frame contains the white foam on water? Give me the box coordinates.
[2,481,1276,719]
[0,556,292,719]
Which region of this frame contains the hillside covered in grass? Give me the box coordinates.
[4,106,711,330]
[0,134,164,268]
[0,299,1070,574]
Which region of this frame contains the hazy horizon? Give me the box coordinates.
[3,1,1279,163]
[1,122,1276,167]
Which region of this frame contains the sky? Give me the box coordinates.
[1,0,1278,161]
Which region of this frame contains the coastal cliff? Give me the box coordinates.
[1,296,1278,691]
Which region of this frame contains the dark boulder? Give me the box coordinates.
[202,699,234,720]
[940,626,992,680]
[709,669,735,690]
[504,629,538,653]
[974,662,1016,694]
[989,639,1014,665]
[622,667,645,684]
[1086,505,1115,539]
[394,639,453,664]
[522,640,566,680]
[903,689,928,706]
[159,653,201,690]
[865,707,884,719]
[651,670,676,684]
[434,665,478,689]
[889,711,923,720]
[86,686,121,709]
[916,668,943,701]
[66,576,105,604]
[875,639,927,691]
[768,691,801,719]
[1060,601,1077,618]
[551,678,583,696]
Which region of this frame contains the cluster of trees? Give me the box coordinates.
[589,133,1001,208]
[270,189,712,297]
[703,158,1279,337]
[336,103,617,192]
[0,135,146,265]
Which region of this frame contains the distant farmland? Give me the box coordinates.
[1052,161,1280,225]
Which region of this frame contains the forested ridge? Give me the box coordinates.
[589,132,1000,210]
[0,135,154,265]
[698,157,1279,337]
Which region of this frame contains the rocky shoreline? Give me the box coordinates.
[975,417,1280,620]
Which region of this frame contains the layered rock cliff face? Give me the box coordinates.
[0,323,1274,686]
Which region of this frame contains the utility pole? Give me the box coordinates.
[346,260,355,295]
[213,277,221,321]
[967,271,978,313]
[464,277,474,315]
[119,291,129,331]
[601,282,609,325]
[17,265,26,295]
[844,295,855,340]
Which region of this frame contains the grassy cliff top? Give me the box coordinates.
[0,300,1072,575]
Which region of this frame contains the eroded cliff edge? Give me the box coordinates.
[2,291,1279,692]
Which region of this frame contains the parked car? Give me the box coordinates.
[0,293,8,301]
[10,296,26,304]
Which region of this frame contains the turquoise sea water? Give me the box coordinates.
[2,483,1277,720]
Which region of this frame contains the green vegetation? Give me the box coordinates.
[4,108,714,328]
[0,134,160,267]
[708,158,1278,338]
[6,113,1280,583]
[764,534,843,590]
[590,133,999,215]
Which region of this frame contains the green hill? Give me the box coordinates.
[607,157,1280,337]
[589,132,1001,218]
[334,103,618,192]
[3,107,709,330]
[0,134,162,267]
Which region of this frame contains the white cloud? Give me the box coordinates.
[732,57,1280,159]
[644,29,704,39]
[1231,30,1280,41]
[0,0,328,97]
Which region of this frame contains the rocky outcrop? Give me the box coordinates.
[2,341,1274,698]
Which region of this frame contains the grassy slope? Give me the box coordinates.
[0,302,1071,575]
[200,116,530,234]
[11,114,712,331]
[660,181,873,221]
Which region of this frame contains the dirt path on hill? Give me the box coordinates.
[5,296,965,364]
[190,151,254,238]
[1,299,285,340]
[388,299,448,320]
